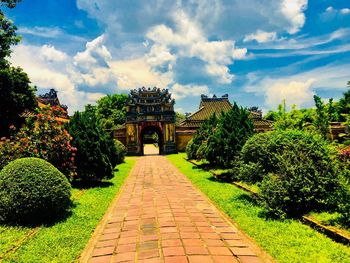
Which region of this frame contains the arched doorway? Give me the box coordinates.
[125,87,177,155]
[141,126,163,155]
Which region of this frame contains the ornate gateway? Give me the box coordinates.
[125,87,177,155]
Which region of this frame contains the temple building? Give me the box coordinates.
[21,89,69,122]
[116,87,177,155]
[116,89,273,154]
[175,94,273,151]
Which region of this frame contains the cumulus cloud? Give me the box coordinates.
[265,79,315,107]
[244,62,350,109]
[40,45,68,62]
[280,0,308,34]
[244,30,278,43]
[146,11,245,84]
[10,40,119,113]
[171,83,209,100]
[74,34,112,70]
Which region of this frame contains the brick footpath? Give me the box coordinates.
[80,156,271,263]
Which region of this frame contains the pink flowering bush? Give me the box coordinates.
[0,106,76,181]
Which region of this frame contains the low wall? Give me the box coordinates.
[175,126,197,152]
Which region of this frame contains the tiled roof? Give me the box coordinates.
[179,95,273,131]
[181,98,232,125]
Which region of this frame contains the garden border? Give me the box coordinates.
[184,157,350,246]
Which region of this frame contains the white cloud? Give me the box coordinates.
[326,6,334,13]
[145,44,176,68]
[340,8,350,15]
[322,6,350,18]
[40,45,68,62]
[17,26,86,43]
[146,11,244,84]
[171,83,209,100]
[244,30,277,43]
[18,26,65,38]
[265,79,315,107]
[245,63,350,109]
[280,0,308,34]
[74,34,112,69]
[205,64,234,84]
[109,58,173,90]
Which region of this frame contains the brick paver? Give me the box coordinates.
[81,156,271,263]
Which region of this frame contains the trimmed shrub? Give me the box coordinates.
[0,158,72,225]
[114,139,126,164]
[185,138,195,160]
[205,103,254,167]
[66,105,117,182]
[337,147,350,225]
[186,114,218,160]
[255,130,341,218]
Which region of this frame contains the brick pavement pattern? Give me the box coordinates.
[82,156,267,263]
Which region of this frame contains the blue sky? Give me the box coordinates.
[4,0,350,114]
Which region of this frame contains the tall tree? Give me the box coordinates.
[0,0,36,136]
[0,7,20,66]
[314,95,331,139]
[96,94,128,130]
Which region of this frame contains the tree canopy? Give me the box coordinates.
[0,67,37,136]
[95,94,128,130]
[0,0,21,8]
[0,0,36,136]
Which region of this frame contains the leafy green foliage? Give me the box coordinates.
[168,153,350,263]
[0,10,20,66]
[96,94,128,130]
[0,67,37,136]
[114,139,126,164]
[0,0,37,137]
[0,106,76,180]
[186,113,218,160]
[244,130,341,218]
[265,100,316,131]
[337,147,350,225]
[0,158,71,225]
[314,95,331,139]
[175,112,186,125]
[337,86,350,122]
[66,105,118,182]
[0,158,135,262]
[0,0,21,8]
[205,103,254,167]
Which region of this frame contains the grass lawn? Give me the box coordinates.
[0,157,136,263]
[167,153,350,263]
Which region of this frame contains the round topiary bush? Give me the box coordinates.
[0,158,72,225]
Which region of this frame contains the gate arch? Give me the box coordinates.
[125,87,177,155]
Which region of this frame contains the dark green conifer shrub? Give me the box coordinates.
[114,139,126,164]
[0,158,71,225]
[66,105,118,182]
[205,104,254,167]
[186,113,218,160]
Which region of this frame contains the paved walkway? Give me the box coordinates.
[81,156,270,263]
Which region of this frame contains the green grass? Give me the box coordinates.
[167,153,350,263]
[0,158,136,263]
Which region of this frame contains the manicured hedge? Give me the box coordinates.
[0,158,71,225]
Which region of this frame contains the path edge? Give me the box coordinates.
[167,156,276,263]
[78,157,138,263]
